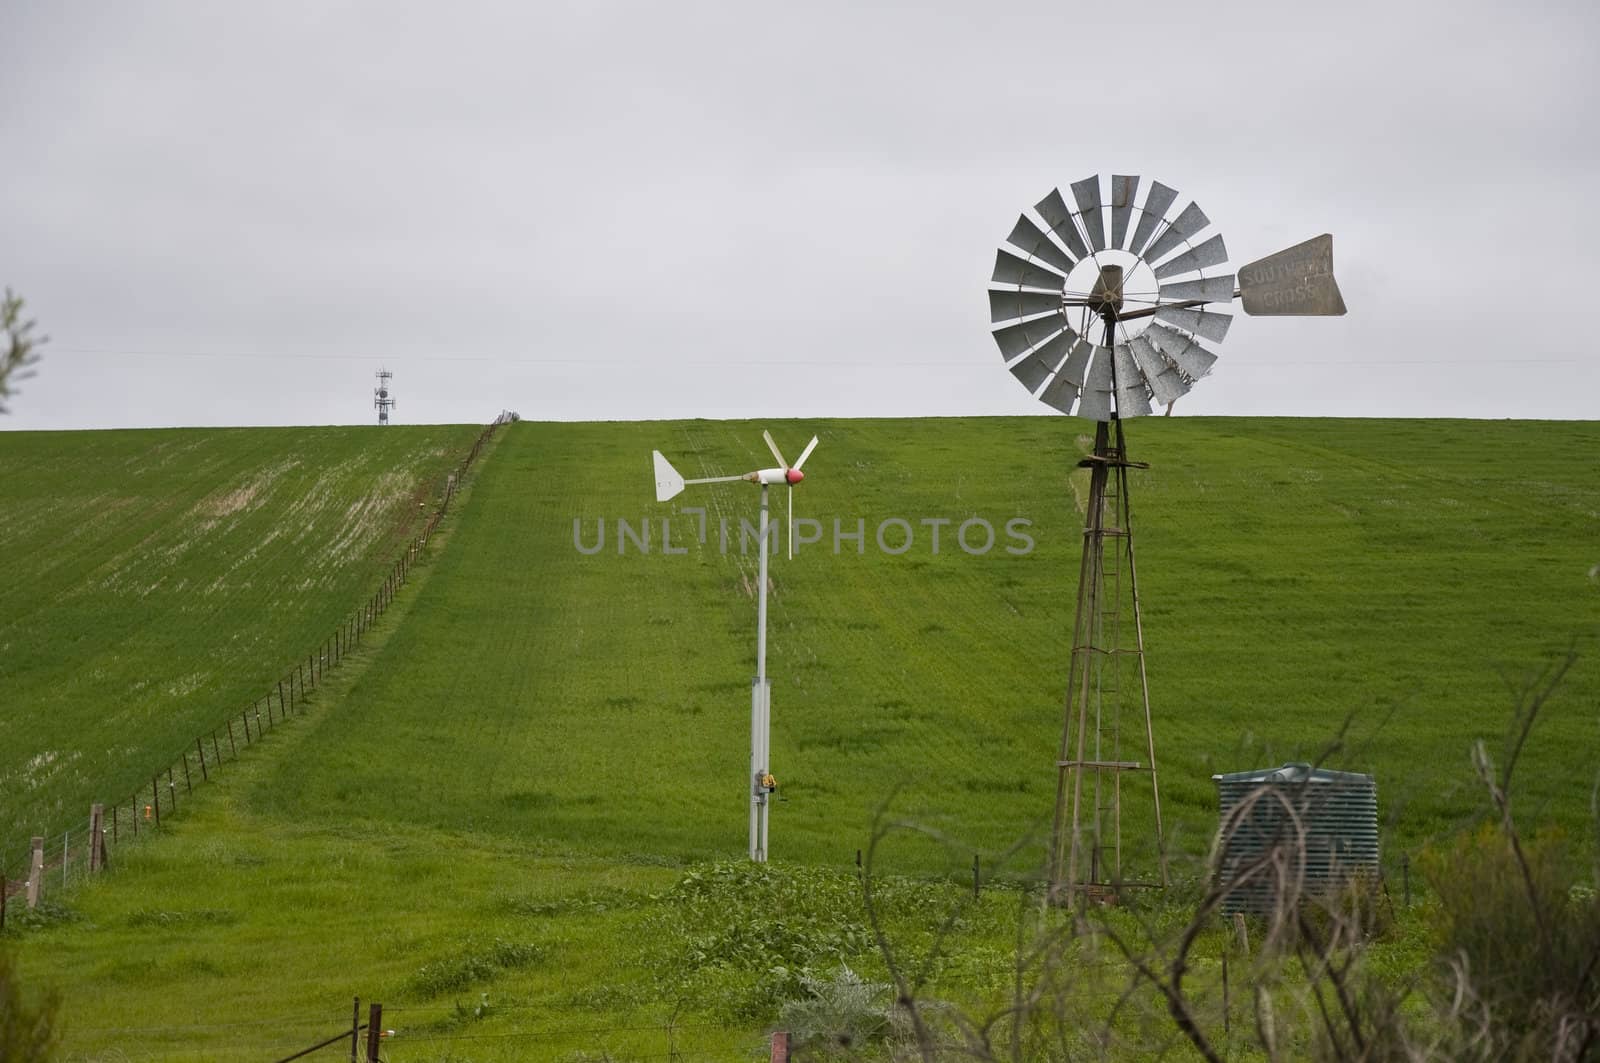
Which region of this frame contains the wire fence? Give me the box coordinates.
[0,412,517,922]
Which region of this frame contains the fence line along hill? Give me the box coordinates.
[0,424,487,858]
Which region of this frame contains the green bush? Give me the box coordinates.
[1,949,60,1062]
[1421,824,1600,1052]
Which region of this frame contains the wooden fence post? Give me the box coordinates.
[88,804,104,872]
[365,1003,384,1062]
[27,836,43,908]
[167,767,176,810]
[770,1030,789,1063]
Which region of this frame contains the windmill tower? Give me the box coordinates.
[374,368,396,425]
[986,175,1346,899]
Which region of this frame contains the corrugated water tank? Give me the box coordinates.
[1213,763,1379,916]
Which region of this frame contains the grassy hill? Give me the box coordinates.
[0,424,484,861]
[257,417,1600,862]
[4,416,1598,1060]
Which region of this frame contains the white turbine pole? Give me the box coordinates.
[750,482,772,862]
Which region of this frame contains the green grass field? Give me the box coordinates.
[4,417,1598,1060]
[0,425,483,862]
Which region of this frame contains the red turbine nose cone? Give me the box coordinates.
[786,468,804,485]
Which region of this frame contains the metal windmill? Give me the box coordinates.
[652,430,820,862]
[987,174,1345,897]
[374,368,396,425]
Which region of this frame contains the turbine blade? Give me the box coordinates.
[1158,274,1236,304]
[1153,234,1229,279]
[1146,323,1219,379]
[762,430,788,469]
[1110,175,1140,249]
[988,288,1065,323]
[794,435,819,470]
[1114,345,1152,418]
[1131,335,1192,406]
[1128,180,1179,258]
[992,248,1067,291]
[1071,176,1106,251]
[1008,327,1077,393]
[1005,213,1077,275]
[1036,370,1080,414]
[1143,200,1212,265]
[1154,305,1234,343]
[653,450,686,502]
[1033,188,1090,260]
[991,314,1068,360]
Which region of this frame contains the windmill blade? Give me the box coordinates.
[761,430,788,469]
[1070,176,1106,251]
[793,435,819,470]
[988,288,1065,323]
[991,313,1069,360]
[1131,335,1192,406]
[1059,337,1094,386]
[1005,214,1077,275]
[1033,188,1090,260]
[1238,234,1347,316]
[653,450,686,502]
[1143,200,1212,266]
[1109,175,1140,249]
[1158,274,1236,304]
[1075,346,1115,421]
[1128,180,1179,258]
[1153,234,1229,279]
[1154,305,1234,343]
[992,248,1067,291]
[1036,369,1080,414]
[1113,344,1153,418]
[1146,323,1219,379]
[1008,327,1077,392]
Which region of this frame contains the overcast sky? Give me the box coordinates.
[3,0,1596,430]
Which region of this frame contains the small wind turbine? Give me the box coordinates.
[652,430,820,862]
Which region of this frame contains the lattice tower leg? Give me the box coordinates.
[1048,416,1168,898]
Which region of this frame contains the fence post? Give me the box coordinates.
[279,679,287,718]
[167,767,176,811]
[112,803,119,844]
[197,737,208,781]
[88,804,104,873]
[152,777,161,826]
[242,709,252,745]
[770,1030,790,1063]
[365,1003,383,1062]
[350,996,360,1063]
[226,719,237,758]
[182,753,192,794]
[26,836,43,909]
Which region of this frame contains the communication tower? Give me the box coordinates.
[374,369,396,425]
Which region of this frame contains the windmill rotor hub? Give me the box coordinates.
[785,468,804,485]
[1087,264,1125,314]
